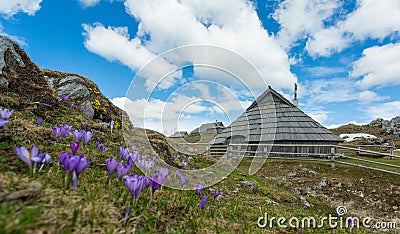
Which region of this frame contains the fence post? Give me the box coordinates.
[331,156,335,169]
[390,146,394,160]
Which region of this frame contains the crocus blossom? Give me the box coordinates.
[0,108,14,119]
[36,117,43,126]
[119,147,130,160]
[70,142,80,154]
[117,163,131,180]
[124,174,144,200]
[105,157,118,181]
[13,144,50,170]
[196,184,203,195]
[214,190,221,199]
[72,130,83,143]
[51,127,61,137]
[60,125,72,138]
[0,118,8,127]
[59,152,90,188]
[200,195,207,210]
[70,104,74,108]
[83,122,88,127]
[82,131,93,146]
[110,120,114,133]
[73,155,90,188]
[151,168,169,194]
[179,176,186,188]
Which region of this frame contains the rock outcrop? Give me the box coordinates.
[0,35,127,124]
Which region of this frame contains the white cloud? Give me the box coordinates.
[350,43,400,89]
[0,0,42,18]
[0,23,27,46]
[78,0,100,8]
[302,78,358,105]
[308,112,329,124]
[272,0,342,49]
[305,0,400,57]
[83,0,297,91]
[358,90,388,103]
[111,82,251,133]
[364,101,400,120]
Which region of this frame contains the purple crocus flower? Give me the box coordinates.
[85,112,91,117]
[117,163,131,180]
[151,168,169,194]
[110,120,114,133]
[99,144,108,152]
[175,170,180,177]
[105,157,119,181]
[73,155,90,188]
[82,131,93,146]
[51,127,61,137]
[0,118,8,127]
[144,176,152,191]
[60,125,72,138]
[200,195,207,210]
[182,160,188,168]
[70,103,75,108]
[179,176,186,188]
[83,122,88,127]
[119,147,130,160]
[59,151,71,166]
[0,108,14,119]
[36,117,43,127]
[70,142,80,154]
[80,106,85,112]
[13,143,43,168]
[124,174,145,200]
[214,190,221,199]
[72,130,83,143]
[196,184,203,195]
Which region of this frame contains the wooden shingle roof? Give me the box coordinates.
[212,87,343,144]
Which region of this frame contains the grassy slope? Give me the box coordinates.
[2,98,399,233]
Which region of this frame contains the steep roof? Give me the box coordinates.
[212,87,343,144]
[190,121,225,135]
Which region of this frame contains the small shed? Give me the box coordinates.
[208,87,343,157]
[169,131,189,138]
[190,121,225,136]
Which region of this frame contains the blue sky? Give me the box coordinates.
[1,0,400,134]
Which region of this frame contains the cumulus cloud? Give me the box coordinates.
[111,82,251,133]
[350,43,400,89]
[272,0,342,50]
[305,0,400,57]
[78,0,100,8]
[83,0,296,91]
[364,101,400,120]
[358,90,389,103]
[0,0,42,18]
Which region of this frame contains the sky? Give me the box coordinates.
[1,0,399,135]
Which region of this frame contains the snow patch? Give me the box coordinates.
[339,133,377,142]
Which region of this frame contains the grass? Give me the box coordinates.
[1,95,399,233]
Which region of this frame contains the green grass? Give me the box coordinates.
[0,98,398,233]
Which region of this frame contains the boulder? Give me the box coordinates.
[0,36,25,75]
[57,83,90,100]
[0,77,9,89]
[59,75,85,85]
[80,100,94,119]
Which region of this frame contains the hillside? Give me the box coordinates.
[331,117,400,146]
[0,36,399,233]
